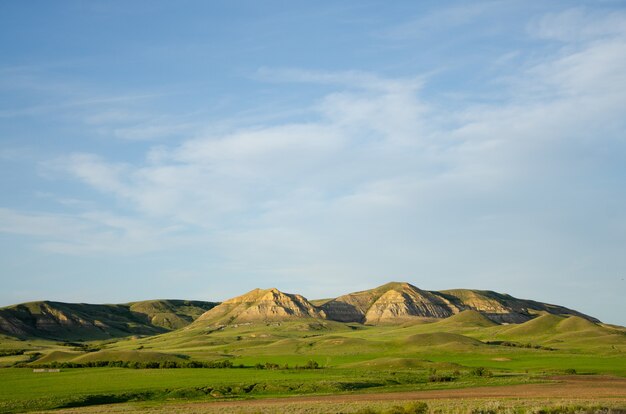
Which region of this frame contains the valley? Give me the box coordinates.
[0,282,624,413]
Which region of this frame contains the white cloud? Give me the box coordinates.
[256,67,424,92]
[1,8,623,313]
[528,7,626,42]
[62,153,131,196]
[0,208,193,256]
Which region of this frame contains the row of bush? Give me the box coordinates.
[254,360,320,370]
[485,340,555,351]
[26,359,238,369]
[57,342,101,352]
[26,359,324,370]
[0,349,26,357]
[426,367,492,382]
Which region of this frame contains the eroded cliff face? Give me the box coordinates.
[0,283,601,339]
[320,282,599,325]
[364,287,455,324]
[432,290,529,323]
[321,282,456,324]
[195,288,325,325]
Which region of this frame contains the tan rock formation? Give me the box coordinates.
[322,282,455,324]
[195,288,325,325]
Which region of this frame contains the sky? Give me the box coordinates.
[0,1,625,325]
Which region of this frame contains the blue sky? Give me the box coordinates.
[1,1,625,324]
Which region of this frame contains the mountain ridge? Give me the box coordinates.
[0,282,602,340]
[190,282,599,329]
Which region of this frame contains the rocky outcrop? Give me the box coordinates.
[0,283,601,339]
[364,285,456,324]
[195,288,325,325]
[321,282,456,324]
[321,282,599,324]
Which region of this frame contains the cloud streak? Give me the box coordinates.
[1,6,624,322]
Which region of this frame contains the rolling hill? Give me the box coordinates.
[435,289,599,323]
[0,282,602,342]
[0,283,622,374]
[0,299,217,340]
[319,282,598,324]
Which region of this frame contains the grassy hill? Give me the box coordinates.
[0,284,623,414]
[1,282,622,378]
[0,282,601,343]
[434,289,599,323]
[0,299,217,341]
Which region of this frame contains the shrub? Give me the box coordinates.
[564,368,577,375]
[0,349,25,357]
[428,373,455,382]
[160,361,178,369]
[470,367,492,377]
[264,362,280,370]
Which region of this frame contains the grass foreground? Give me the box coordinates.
[1,312,624,413]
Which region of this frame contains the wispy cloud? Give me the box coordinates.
[1,6,625,319]
[0,208,193,255]
[528,7,626,42]
[256,67,424,91]
[380,1,503,40]
[26,7,621,283]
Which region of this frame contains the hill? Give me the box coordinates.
[318,282,598,325]
[0,299,217,340]
[321,282,453,324]
[435,289,599,323]
[128,300,217,330]
[434,310,497,328]
[194,288,324,325]
[0,282,602,342]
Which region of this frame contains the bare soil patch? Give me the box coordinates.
[43,375,626,413]
[197,375,626,408]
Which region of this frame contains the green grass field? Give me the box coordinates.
[1,313,624,413]
[0,367,542,413]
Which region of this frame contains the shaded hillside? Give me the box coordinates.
[0,299,217,340]
[319,282,599,325]
[434,289,600,323]
[128,300,217,330]
[194,288,324,326]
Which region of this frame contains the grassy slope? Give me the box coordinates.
[128,300,218,330]
[0,300,217,341]
[4,312,622,374]
[0,313,624,413]
[74,314,623,376]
